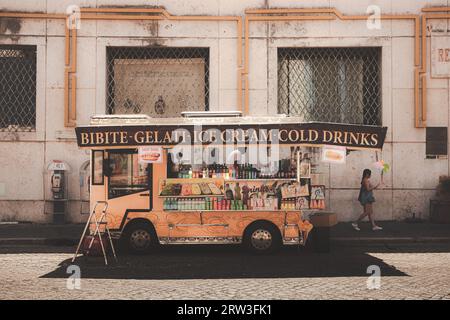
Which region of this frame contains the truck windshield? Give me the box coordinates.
[108,151,149,198]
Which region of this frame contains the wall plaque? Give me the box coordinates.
[113,58,206,116]
[431,32,450,78]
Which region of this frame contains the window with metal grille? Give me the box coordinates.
[426,127,448,158]
[278,47,381,125]
[0,45,36,132]
[107,47,209,117]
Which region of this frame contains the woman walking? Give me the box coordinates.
[352,169,383,231]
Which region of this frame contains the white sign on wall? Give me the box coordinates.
[46,160,71,171]
[138,146,163,164]
[321,146,346,164]
[431,32,450,78]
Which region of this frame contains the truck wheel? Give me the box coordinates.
[122,222,157,254]
[244,222,281,254]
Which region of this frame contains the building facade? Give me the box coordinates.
[0,0,449,223]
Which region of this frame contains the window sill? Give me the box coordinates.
[425,155,448,160]
[0,131,44,142]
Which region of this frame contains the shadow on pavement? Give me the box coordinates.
[0,245,75,254]
[41,244,408,280]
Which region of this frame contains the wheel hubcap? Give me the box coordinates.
[130,229,151,250]
[250,229,272,250]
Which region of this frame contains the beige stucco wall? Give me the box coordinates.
[0,0,449,222]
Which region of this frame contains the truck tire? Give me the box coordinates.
[121,221,157,254]
[243,222,281,254]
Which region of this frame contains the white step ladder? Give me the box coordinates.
[72,201,117,265]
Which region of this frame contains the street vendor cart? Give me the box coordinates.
[74,112,387,255]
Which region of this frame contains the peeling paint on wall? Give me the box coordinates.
[270,21,307,38]
[138,20,158,37]
[142,39,166,47]
[0,17,21,34]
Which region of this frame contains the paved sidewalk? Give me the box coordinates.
[332,221,450,243]
[0,221,449,246]
[0,223,84,245]
[2,244,450,299]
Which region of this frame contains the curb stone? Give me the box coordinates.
[0,238,78,246]
[1,237,450,246]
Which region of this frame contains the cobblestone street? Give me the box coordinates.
[0,244,449,300]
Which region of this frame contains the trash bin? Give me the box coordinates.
[309,212,337,253]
